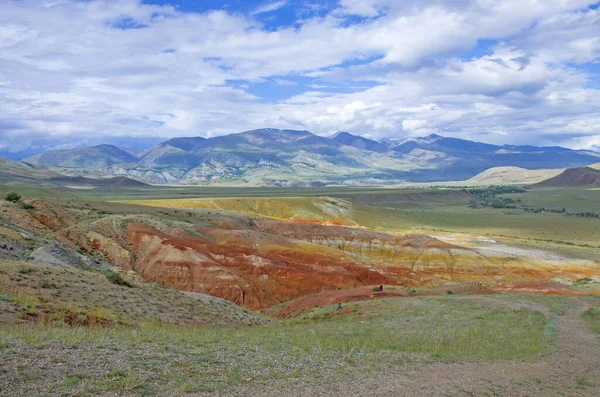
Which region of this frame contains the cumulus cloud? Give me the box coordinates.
[0,0,598,155]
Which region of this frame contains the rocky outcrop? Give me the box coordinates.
[87,231,133,269]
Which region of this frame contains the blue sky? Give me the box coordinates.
[0,0,599,158]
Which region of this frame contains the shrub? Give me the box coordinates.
[18,266,33,275]
[21,203,34,210]
[104,271,133,287]
[40,279,54,289]
[573,277,594,286]
[5,192,21,203]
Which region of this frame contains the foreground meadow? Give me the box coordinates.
[1,291,599,396]
[0,292,583,396]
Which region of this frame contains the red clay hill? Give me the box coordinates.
[1,198,598,310]
[534,167,600,187]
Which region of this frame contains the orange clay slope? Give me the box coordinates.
[1,198,599,310]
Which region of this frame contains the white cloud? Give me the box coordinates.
[337,0,383,17]
[402,119,428,132]
[272,78,297,86]
[0,0,598,154]
[252,1,289,16]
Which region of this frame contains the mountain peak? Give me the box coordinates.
[331,131,388,152]
[331,131,355,139]
[161,136,206,151]
[236,128,313,145]
[93,144,121,149]
[420,134,443,143]
[22,143,137,170]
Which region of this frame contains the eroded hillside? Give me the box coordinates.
[1,194,599,310]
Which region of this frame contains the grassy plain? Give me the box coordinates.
[113,186,600,260]
[2,181,600,259]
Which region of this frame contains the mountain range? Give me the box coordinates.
[14,129,600,186]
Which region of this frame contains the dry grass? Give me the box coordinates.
[0,260,266,327]
[0,295,555,396]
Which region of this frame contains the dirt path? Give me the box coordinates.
[228,298,600,396]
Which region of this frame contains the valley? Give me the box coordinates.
[1,168,599,395]
[4,1,600,395]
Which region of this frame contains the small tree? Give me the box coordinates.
[5,192,21,203]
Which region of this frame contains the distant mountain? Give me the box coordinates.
[331,132,388,152]
[0,158,62,182]
[0,158,146,187]
[24,144,138,170]
[17,129,600,186]
[386,134,600,181]
[533,167,600,187]
[47,175,148,187]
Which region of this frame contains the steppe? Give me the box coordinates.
[0,183,599,396]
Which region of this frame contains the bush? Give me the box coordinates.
[18,266,33,275]
[5,192,21,203]
[104,271,133,287]
[21,203,34,210]
[573,277,594,286]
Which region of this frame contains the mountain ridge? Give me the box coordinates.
[24,144,138,171]
[15,129,600,186]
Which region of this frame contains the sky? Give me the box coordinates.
[0,0,599,158]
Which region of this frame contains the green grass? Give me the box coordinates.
[486,295,577,316]
[582,307,600,335]
[576,376,596,389]
[0,284,39,311]
[0,295,554,395]
[1,184,459,202]
[4,182,600,247]
[505,187,600,213]
[112,188,600,255]
[104,270,133,287]
[17,265,33,274]
[292,297,553,361]
[386,206,600,243]
[2,297,552,362]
